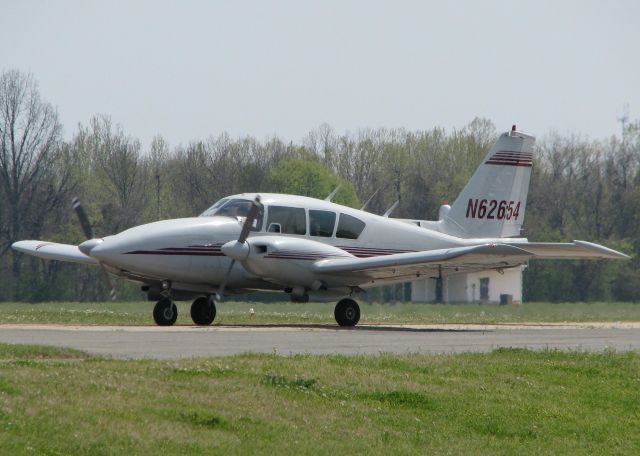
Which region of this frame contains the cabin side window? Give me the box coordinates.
[267,206,306,235]
[309,210,336,237]
[336,213,366,239]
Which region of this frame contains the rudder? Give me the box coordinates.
[441,127,535,238]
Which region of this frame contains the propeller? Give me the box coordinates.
[72,197,117,301]
[217,196,262,300]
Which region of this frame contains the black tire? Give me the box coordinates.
[334,298,360,327]
[191,296,216,326]
[153,298,178,326]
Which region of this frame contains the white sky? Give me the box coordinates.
[1,0,639,148]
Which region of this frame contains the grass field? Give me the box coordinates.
[0,344,638,455]
[0,300,640,326]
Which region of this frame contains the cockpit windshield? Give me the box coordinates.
[199,198,263,231]
[199,198,230,216]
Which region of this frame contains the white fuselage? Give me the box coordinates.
[89,193,506,296]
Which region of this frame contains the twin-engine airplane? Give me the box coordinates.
[12,127,628,327]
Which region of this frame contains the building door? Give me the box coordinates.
[479,277,490,302]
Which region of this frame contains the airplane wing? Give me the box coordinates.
[311,241,628,282]
[311,244,534,280]
[11,240,98,265]
[505,240,629,260]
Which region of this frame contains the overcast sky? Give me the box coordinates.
[2,0,639,148]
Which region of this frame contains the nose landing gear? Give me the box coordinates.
[334,298,360,327]
[153,297,178,326]
[190,296,217,326]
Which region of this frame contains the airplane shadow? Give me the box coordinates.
[207,323,486,333]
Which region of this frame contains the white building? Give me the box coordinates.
[410,266,523,303]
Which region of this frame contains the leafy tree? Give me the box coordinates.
[2,70,639,302]
[266,159,360,208]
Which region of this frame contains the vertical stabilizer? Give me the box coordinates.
[441,127,535,238]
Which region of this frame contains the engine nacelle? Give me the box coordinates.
[242,236,353,289]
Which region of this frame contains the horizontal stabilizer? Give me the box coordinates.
[11,240,98,265]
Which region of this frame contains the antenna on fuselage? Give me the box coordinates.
[383,200,399,218]
[360,188,380,211]
[324,185,341,202]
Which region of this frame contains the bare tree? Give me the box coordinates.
[84,115,148,233]
[0,70,71,287]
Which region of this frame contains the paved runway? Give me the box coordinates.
[0,323,639,359]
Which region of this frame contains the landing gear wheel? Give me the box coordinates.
[191,296,216,326]
[153,298,178,326]
[334,298,360,327]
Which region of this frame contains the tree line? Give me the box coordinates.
[1,69,638,302]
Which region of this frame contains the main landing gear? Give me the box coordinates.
[153,297,178,326]
[190,296,217,326]
[152,296,218,326]
[334,298,360,327]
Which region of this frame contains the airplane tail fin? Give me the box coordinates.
[440,126,536,239]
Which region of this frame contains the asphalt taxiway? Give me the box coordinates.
[0,323,639,359]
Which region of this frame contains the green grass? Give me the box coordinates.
[0,344,638,454]
[0,300,640,326]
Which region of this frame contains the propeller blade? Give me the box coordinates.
[72,197,94,240]
[238,196,261,244]
[72,197,116,301]
[216,195,261,300]
[99,264,117,301]
[216,259,236,301]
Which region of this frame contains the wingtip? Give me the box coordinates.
[11,240,39,253]
[574,240,631,260]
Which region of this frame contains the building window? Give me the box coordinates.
[479,277,490,302]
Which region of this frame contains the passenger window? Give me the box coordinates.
[336,213,365,239]
[214,199,263,231]
[309,210,336,237]
[267,206,306,235]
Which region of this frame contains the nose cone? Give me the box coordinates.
[78,238,103,256]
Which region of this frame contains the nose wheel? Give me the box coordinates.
[334,298,360,327]
[153,297,178,326]
[191,296,217,326]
